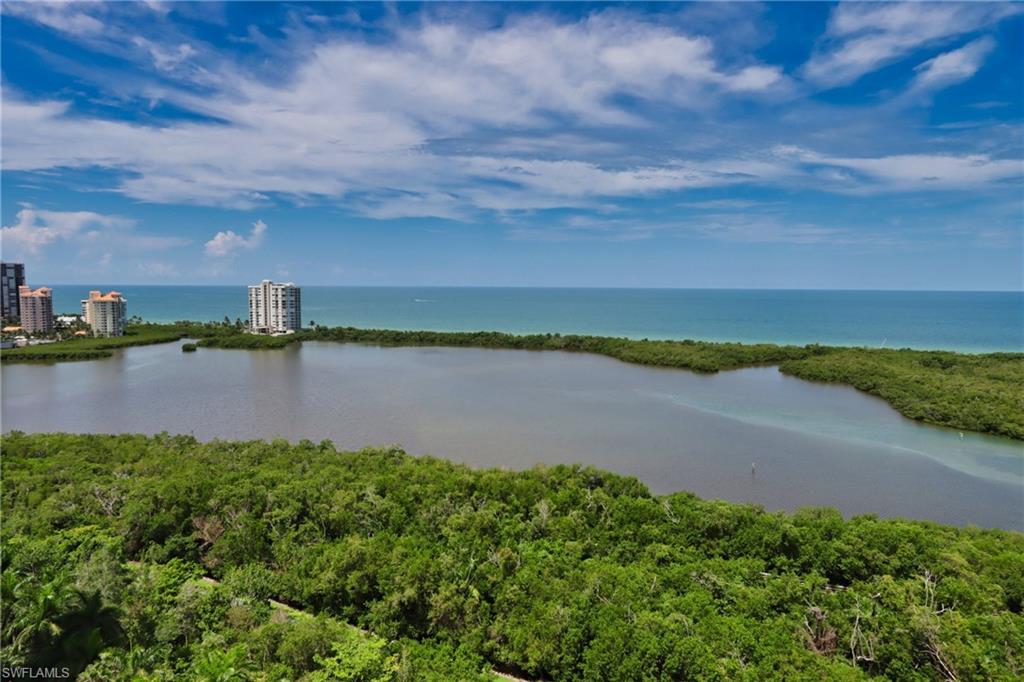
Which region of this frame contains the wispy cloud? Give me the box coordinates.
[0,206,187,257]
[677,199,771,211]
[909,37,996,94]
[135,260,179,277]
[1,3,1021,235]
[2,1,106,37]
[6,82,1018,218]
[1,9,796,214]
[507,215,664,243]
[507,212,897,247]
[131,36,196,73]
[770,146,1021,192]
[803,3,1019,88]
[685,216,897,247]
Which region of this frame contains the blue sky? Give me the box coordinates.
[1,1,1022,290]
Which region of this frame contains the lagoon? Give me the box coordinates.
[2,340,1021,529]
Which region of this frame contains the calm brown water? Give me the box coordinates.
[2,341,1022,529]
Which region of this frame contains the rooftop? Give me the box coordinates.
[84,290,126,302]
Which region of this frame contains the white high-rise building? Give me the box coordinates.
[248,280,301,334]
[82,290,127,337]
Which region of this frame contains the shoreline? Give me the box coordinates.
[4,425,1019,531]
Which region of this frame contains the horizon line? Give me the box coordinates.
[39,284,1024,294]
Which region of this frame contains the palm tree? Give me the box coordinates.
[77,644,169,681]
[192,644,252,681]
[44,589,125,675]
[7,575,71,661]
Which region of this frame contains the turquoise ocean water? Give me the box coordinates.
[50,286,1022,352]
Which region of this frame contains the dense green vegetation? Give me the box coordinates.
[0,325,191,362]
[778,349,1024,441]
[0,319,255,363]
[4,322,1021,439]
[197,330,298,350]
[300,327,813,371]
[2,433,1021,680]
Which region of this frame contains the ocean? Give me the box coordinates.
[50,286,1023,353]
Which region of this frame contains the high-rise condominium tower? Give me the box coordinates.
[248,280,301,334]
[1,262,26,319]
[82,290,127,337]
[18,286,53,334]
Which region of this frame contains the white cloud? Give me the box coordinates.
[0,88,784,214]
[507,212,894,246]
[352,193,470,222]
[910,37,996,93]
[727,65,785,92]
[204,219,267,257]
[2,2,105,37]
[1,207,134,255]
[678,199,767,210]
[2,7,1020,223]
[7,81,1018,219]
[774,147,1023,192]
[1,11,792,214]
[0,206,190,262]
[132,36,197,72]
[506,216,660,243]
[464,156,738,199]
[687,216,891,246]
[804,3,1019,88]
